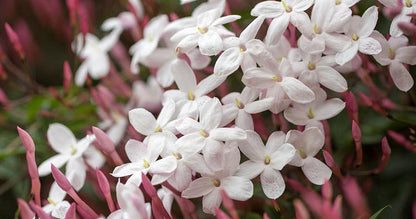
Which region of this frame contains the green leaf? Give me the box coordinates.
[370,205,392,219]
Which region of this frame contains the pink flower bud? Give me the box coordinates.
[220,189,239,219]
[322,180,332,202]
[17,199,35,219]
[17,126,36,153]
[322,150,343,179]
[398,21,416,36]
[344,91,359,123]
[96,168,115,212]
[352,120,362,166]
[97,85,115,109]
[141,173,157,198]
[177,197,196,214]
[64,203,77,219]
[214,207,231,219]
[51,164,72,192]
[29,201,52,219]
[66,0,79,25]
[63,61,72,94]
[341,177,370,218]
[5,23,25,59]
[387,130,416,153]
[383,5,403,19]
[92,126,115,154]
[374,137,391,174]
[293,199,310,219]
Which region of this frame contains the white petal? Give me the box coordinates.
[51,201,71,218]
[88,54,110,79]
[240,16,265,43]
[269,143,296,170]
[156,63,174,88]
[125,139,148,162]
[212,15,241,26]
[200,98,222,130]
[176,118,203,135]
[265,15,289,45]
[182,177,215,198]
[187,48,211,69]
[260,167,285,199]
[235,161,265,179]
[150,156,178,174]
[171,59,197,93]
[38,154,69,176]
[198,31,223,56]
[265,131,286,153]
[335,43,359,66]
[251,1,284,18]
[316,66,348,92]
[284,106,309,126]
[176,34,200,54]
[214,47,243,77]
[74,62,89,86]
[222,176,253,201]
[235,110,254,130]
[296,127,325,157]
[47,123,77,154]
[176,133,206,154]
[281,77,315,103]
[168,162,192,191]
[129,108,157,136]
[202,189,222,215]
[359,37,382,55]
[313,98,346,121]
[112,163,143,177]
[242,68,276,88]
[301,157,332,185]
[389,61,414,92]
[210,127,247,141]
[157,98,176,127]
[66,159,86,191]
[244,97,274,114]
[238,130,265,161]
[357,6,378,37]
[194,74,226,97]
[396,46,416,65]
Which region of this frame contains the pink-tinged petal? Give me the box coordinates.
[183,153,213,175]
[389,61,414,92]
[188,48,211,69]
[313,98,346,121]
[157,98,175,127]
[359,37,382,55]
[38,154,70,176]
[210,127,247,141]
[244,97,274,114]
[146,133,167,162]
[195,74,226,97]
[156,63,174,88]
[335,43,359,66]
[269,143,296,170]
[197,9,221,28]
[265,131,287,153]
[214,47,243,77]
[288,152,304,167]
[66,158,86,191]
[316,66,348,92]
[290,12,311,36]
[284,106,310,126]
[240,87,259,103]
[260,167,285,199]
[240,16,265,43]
[171,58,197,93]
[238,130,266,161]
[129,108,157,136]
[281,77,315,103]
[235,110,254,130]
[52,201,71,218]
[176,34,200,54]
[298,35,325,55]
[176,118,203,135]
[220,104,239,127]
[390,12,412,37]
[301,157,332,185]
[297,127,325,157]
[265,15,290,45]
[168,162,192,191]
[150,156,178,174]
[151,172,173,185]
[202,139,225,172]
[200,97,222,130]
[182,177,215,198]
[251,1,284,18]
[177,132,206,154]
[395,46,416,65]
[235,160,265,179]
[47,123,77,154]
[242,68,277,88]
[212,15,241,26]
[222,176,253,201]
[125,139,148,162]
[199,31,223,56]
[222,92,241,104]
[49,182,67,203]
[111,163,142,177]
[357,6,378,37]
[202,189,222,215]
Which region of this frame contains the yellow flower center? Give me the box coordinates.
[172,152,182,160]
[70,144,76,155]
[155,125,162,132]
[282,1,292,12]
[308,107,314,119]
[199,130,208,137]
[264,155,271,165]
[211,179,221,187]
[388,47,395,59]
[298,148,307,159]
[198,27,206,34]
[308,62,315,70]
[352,33,358,41]
[272,76,282,82]
[313,24,321,34]
[406,0,412,7]
[335,0,341,5]
[235,98,244,109]
[143,159,150,168]
[188,90,195,101]
[47,197,57,206]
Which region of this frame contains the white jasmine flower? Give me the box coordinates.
[42,183,70,219]
[236,131,296,199]
[221,87,273,130]
[286,127,332,185]
[379,0,416,36]
[372,31,416,91]
[170,8,240,56]
[284,87,345,125]
[335,6,382,65]
[182,145,253,215]
[251,0,314,45]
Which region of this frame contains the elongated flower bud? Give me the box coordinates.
[17,199,35,219]
[5,23,25,59]
[322,150,343,179]
[214,207,231,219]
[63,61,72,94]
[29,201,52,219]
[64,203,77,219]
[96,168,116,211]
[387,130,416,153]
[374,137,391,174]
[51,164,72,192]
[352,121,362,167]
[17,126,35,153]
